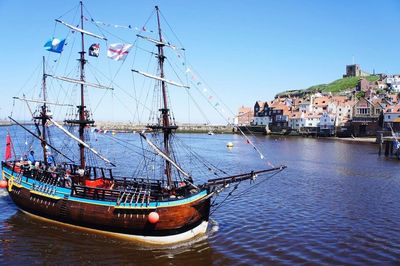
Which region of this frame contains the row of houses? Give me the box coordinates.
[236,74,400,137]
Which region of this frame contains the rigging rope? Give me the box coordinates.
[209,168,284,215]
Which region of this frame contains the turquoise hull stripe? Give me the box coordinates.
[2,167,207,208]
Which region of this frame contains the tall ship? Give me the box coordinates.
[1,2,285,244]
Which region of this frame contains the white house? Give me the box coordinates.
[289,112,304,131]
[386,75,400,92]
[299,101,311,113]
[303,112,320,128]
[335,100,354,126]
[383,104,400,124]
[319,112,335,129]
[253,116,271,126]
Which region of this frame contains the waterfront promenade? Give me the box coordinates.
[95,121,234,134]
[96,121,379,144]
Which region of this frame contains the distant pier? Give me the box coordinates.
[96,122,234,134]
[378,135,400,160]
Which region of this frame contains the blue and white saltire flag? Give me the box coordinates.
[44,38,66,53]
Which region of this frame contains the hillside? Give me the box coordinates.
[276,75,380,97]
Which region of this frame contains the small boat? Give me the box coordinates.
[208,131,214,135]
[1,2,285,244]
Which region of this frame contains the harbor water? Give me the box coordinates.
[0,128,399,265]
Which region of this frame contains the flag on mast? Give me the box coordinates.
[107,43,132,61]
[44,38,66,53]
[88,43,100,57]
[5,133,11,161]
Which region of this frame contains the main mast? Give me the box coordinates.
[155,6,173,188]
[78,1,86,169]
[64,1,94,169]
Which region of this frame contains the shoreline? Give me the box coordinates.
[317,136,376,144]
[267,134,377,144]
[2,120,378,144]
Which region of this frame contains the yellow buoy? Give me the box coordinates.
[226,142,234,148]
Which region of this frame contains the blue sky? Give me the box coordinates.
[1,0,400,124]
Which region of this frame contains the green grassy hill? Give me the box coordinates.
[276,75,380,97]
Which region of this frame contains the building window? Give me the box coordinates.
[357,108,370,115]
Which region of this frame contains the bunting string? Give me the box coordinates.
[85,17,272,166]
[90,18,155,33]
[168,45,273,165]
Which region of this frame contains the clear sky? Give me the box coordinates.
[1,0,400,124]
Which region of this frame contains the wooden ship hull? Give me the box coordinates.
[2,163,211,244]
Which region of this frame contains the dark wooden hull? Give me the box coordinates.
[2,165,211,244]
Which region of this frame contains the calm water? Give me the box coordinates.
[0,128,399,265]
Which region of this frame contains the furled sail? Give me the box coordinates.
[132,69,189,89]
[55,19,107,41]
[48,118,115,166]
[45,75,113,90]
[136,34,179,50]
[13,97,73,107]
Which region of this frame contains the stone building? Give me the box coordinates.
[343,64,369,78]
[352,98,381,136]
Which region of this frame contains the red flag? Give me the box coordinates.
[5,133,11,161]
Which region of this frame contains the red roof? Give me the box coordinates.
[384,104,400,113]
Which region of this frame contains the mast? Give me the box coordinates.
[54,2,108,170]
[64,1,95,169]
[155,6,173,188]
[41,56,48,165]
[79,1,86,169]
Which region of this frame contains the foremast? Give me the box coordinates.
[32,57,53,166]
[154,6,175,188]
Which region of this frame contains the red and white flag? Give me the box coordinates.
[107,43,132,61]
[5,133,11,161]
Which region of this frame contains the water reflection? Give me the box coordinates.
[1,211,231,265]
